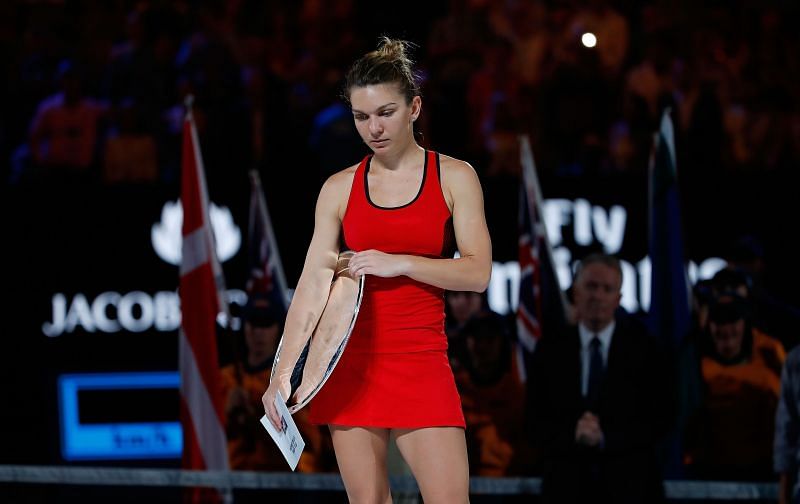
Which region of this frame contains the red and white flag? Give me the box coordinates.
[179,102,231,503]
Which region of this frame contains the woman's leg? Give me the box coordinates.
[393,427,470,504]
[330,425,393,504]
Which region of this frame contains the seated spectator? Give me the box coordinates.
[684,294,785,480]
[446,290,488,335]
[724,236,800,351]
[102,98,158,183]
[29,60,107,182]
[454,313,532,476]
[220,294,332,473]
[445,290,490,370]
[530,253,668,504]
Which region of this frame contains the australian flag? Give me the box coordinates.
[516,136,567,355]
[247,170,290,314]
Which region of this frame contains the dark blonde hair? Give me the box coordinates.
[344,37,421,104]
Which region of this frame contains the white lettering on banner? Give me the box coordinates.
[552,246,573,291]
[620,260,638,312]
[592,206,626,254]
[637,259,652,312]
[543,199,572,245]
[92,292,122,332]
[118,291,154,333]
[42,294,68,337]
[65,294,95,333]
[696,257,728,284]
[488,257,726,315]
[42,267,730,334]
[42,289,246,337]
[574,199,593,246]
[542,199,627,253]
[154,291,181,331]
[487,261,520,315]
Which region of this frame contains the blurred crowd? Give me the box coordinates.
[3,0,799,186]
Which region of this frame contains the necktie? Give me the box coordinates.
[587,336,604,409]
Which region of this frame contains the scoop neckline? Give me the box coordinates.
[364,151,428,210]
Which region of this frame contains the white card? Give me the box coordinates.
[259,392,306,471]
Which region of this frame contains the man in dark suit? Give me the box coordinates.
[530,253,669,504]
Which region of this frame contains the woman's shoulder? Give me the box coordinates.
[322,163,359,194]
[437,153,481,192]
[438,153,476,176]
[317,163,361,216]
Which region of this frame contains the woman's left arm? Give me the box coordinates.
[348,158,492,292]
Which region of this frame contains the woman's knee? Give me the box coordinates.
[417,476,469,504]
[343,483,392,504]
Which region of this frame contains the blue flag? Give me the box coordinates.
[646,110,691,350]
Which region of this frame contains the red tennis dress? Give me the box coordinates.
[309,150,465,428]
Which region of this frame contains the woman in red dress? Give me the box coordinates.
[263,38,492,503]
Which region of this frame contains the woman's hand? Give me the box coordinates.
[348,250,409,278]
[261,378,291,431]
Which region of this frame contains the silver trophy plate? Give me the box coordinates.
[271,251,364,414]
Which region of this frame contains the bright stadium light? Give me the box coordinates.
[581,32,597,48]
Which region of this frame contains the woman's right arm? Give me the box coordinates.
[262,172,349,429]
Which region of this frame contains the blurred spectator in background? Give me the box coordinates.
[425,0,487,157]
[709,267,751,306]
[104,4,180,119]
[102,98,158,184]
[466,35,520,161]
[28,60,107,183]
[220,294,332,475]
[174,5,251,198]
[455,313,533,477]
[481,131,522,262]
[308,77,367,181]
[446,290,488,336]
[684,294,785,480]
[445,290,490,370]
[531,253,667,503]
[775,344,800,504]
[724,235,800,351]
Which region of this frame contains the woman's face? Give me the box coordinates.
[349,83,420,154]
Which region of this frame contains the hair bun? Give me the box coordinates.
[344,37,421,104]
[376,37,413,62]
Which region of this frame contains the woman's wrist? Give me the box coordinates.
[399,255,415,277]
